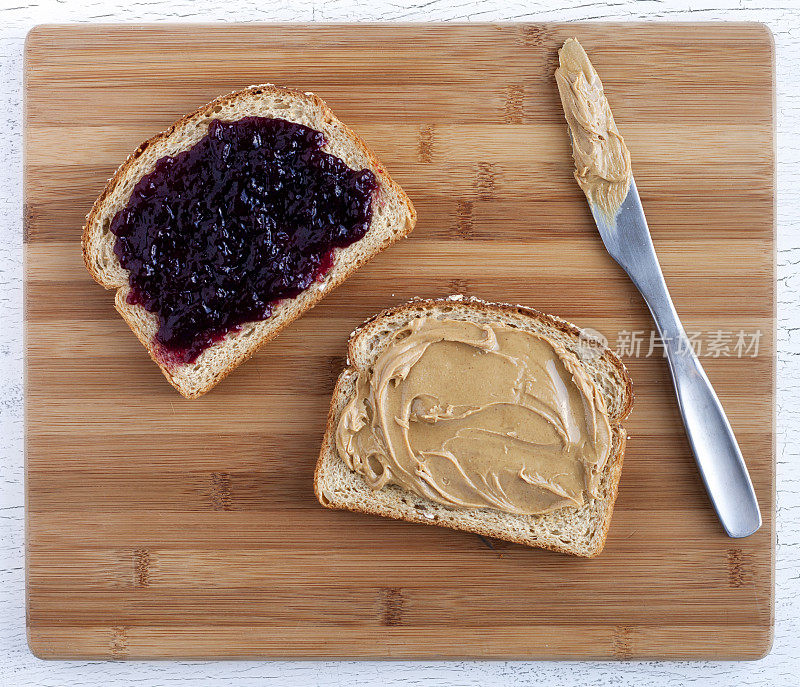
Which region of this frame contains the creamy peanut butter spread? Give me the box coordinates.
[555,38,632,218]
[335,317,613,516]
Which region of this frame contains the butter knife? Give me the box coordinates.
[556,39,761,538]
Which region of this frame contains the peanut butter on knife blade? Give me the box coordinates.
[555,38,632,218]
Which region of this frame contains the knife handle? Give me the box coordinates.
[631,262,762,538]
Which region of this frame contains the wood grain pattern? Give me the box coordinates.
[24,23,775,660]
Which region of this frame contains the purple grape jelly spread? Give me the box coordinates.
[109,117,378,364]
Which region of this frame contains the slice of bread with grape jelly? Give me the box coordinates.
[83,84,416,398]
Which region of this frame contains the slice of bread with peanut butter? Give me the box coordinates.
[314,297,633,557]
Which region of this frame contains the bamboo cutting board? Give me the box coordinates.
[24,23,775,660]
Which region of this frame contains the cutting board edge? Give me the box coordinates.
[25,622,775,661]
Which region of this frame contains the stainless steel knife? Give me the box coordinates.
[555,37,761,538]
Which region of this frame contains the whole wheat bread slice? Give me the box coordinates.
[83,84,416,398]
[314,297,634,557]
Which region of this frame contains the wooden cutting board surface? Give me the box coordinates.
[24,22,775,660]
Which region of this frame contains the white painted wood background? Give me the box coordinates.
[1,1,797,684]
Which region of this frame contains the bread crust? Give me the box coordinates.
[314,297,634,557]
[82,84,416,398]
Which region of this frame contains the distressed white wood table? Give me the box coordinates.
[1,1,798,685]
